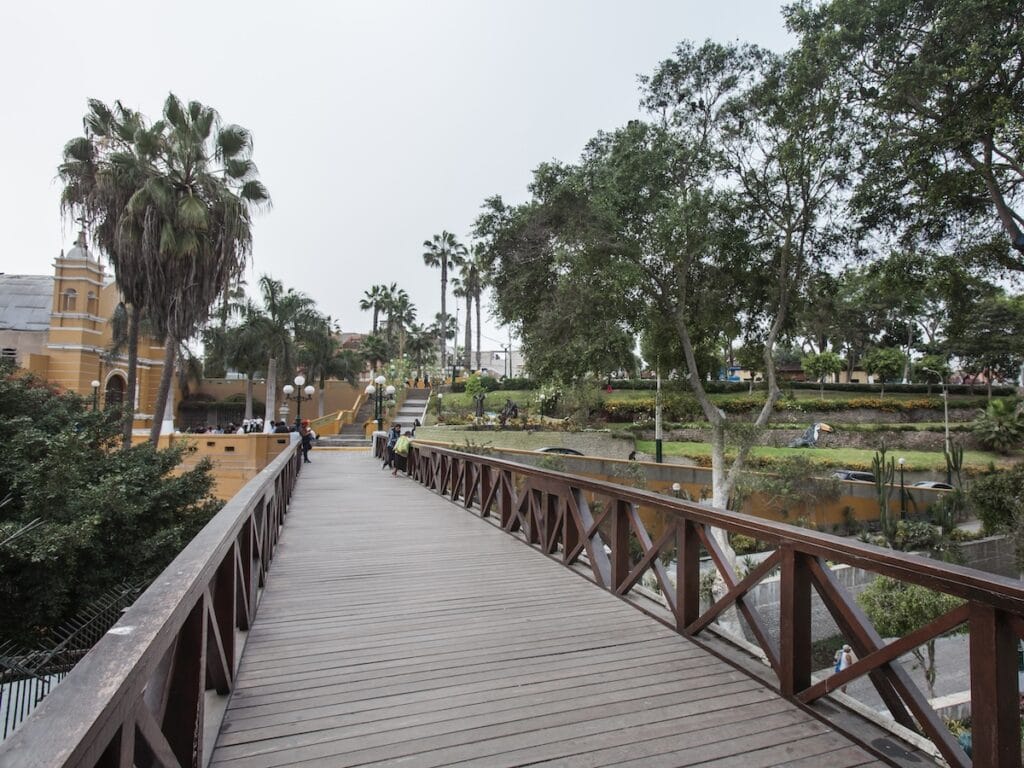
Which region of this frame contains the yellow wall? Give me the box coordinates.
[137,433,296,500]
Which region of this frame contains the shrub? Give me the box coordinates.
[891,520,941,552]
[728,534,768,556]
[972,399,1024,454]
[968,465,1024,533]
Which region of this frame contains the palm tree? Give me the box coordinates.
[360,333,391,372]
[385,288,416,357]
[454,250,484,373]
[406,323,435,381]
[256,276,318,426]
[422,231,467,371]
[62,95,270,445]
[204,277,248,378]
[298,315,363,416]
[452,276,473,373]
[359,284,388,334]
[134,96,269,444]
[60,100,150,448]
[225,304,269,420]
[468,245,488,372]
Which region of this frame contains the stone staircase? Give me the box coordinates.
[318,389,431,448]
[394,388,430,430]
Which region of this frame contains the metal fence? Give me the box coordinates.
[1,582,143,739]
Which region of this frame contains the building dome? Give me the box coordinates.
[64,231,92,262]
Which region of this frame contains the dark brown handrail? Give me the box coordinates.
[0,439,303,768]
[408,442,1023,768]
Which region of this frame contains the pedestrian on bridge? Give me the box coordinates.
[383,423,401,469]
[300,419,314,464]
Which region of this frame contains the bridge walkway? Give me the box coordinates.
[208,451,887,768]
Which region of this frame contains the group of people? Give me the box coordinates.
[382,422,414,476]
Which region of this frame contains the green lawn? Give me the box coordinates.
[634,440,1014,473]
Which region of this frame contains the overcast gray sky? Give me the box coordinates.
[2,0,793,353]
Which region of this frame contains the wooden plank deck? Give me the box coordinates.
[209,452,888,768]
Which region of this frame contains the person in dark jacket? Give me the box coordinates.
[383,423,401,469]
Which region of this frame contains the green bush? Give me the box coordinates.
[968,465,1024,533]
[972,399,1024,454]
[891,520,941,552]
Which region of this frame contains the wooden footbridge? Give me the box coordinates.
[3,442,1023,767]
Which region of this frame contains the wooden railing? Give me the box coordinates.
[0,439,303,768]
[409,443,1024,768]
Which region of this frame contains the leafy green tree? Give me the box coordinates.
[857,576,965,698]
[788,0,1024,267]
[0,364,221,644]
[915,354,949,395]
[423,231,467,370]
[861,347,904,397]
[948,293,1024,399]
[802,350,844,399]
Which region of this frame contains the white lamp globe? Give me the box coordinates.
[282,384,294,396]
[365,384,376,396]
[385,385,396,396]
[304,385,315,397]
[375,374,386,386]
[294,374,306,387]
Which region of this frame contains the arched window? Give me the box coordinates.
[104,375,126,407]
[87,291,98,315]
[62,288,77,312]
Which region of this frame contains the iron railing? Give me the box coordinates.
[408,443,1024,768]
[1,582,143,740]
[0,439,302,768]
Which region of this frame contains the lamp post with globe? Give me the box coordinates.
[90,379,101,410]
[364,374,395,432]
[282,374,315,430]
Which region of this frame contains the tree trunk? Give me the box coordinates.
[903,321,913,383]
[265,356,277,431]
[925,641,936,699]
[475,292,482,372]
[464,293,472,372]
[121,304,142,450]
[148,337,176,446]
[439,268,447,373]
[244,375,254,420]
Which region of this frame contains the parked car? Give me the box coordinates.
[832,469,876,483]
[534,447,584,456]
[912,481,955,490]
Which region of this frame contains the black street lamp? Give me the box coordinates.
[364,375,395,432]
[90,379,101,410]
[282,374,315,429]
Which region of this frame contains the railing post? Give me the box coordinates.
[970,602,1021,768]
[162,599,206,766]
[677,520,700,630]
[779,544,811,697]
[610,500,630,592]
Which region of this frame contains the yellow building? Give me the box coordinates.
[0,233,169,430]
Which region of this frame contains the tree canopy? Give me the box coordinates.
[0,364,221,644]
